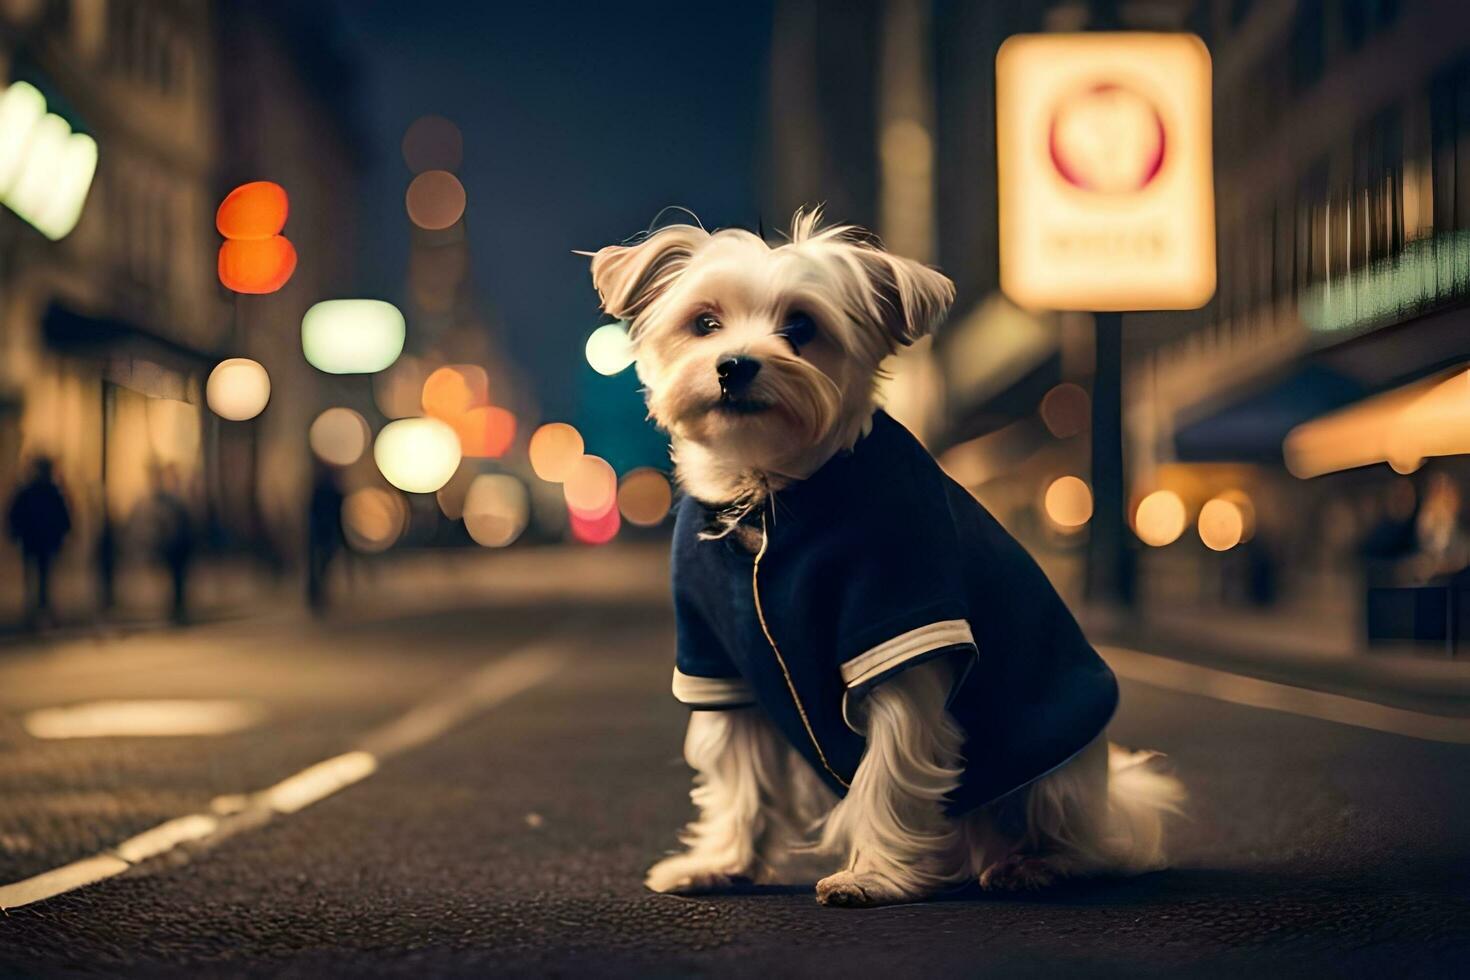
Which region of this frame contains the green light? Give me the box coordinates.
[1300,228,1470,337]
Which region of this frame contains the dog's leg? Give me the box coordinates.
[974,736,1185,891]
[815,658,966,907]
[646,706,800,894]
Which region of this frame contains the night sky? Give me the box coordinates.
[334,2,775,463]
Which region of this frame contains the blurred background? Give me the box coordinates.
[3,0,1470,670]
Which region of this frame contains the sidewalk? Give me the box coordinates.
[1084,602,1470,718]
[0,542,672,650]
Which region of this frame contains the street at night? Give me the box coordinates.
[6,0,1470,976]
[1,545,1467,977]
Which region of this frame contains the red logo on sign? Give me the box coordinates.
[1048,83,1165,194]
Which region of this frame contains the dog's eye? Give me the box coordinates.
[780,311,817,353]
[690,313,721,337]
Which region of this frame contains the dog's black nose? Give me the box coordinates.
[717,355,761,395]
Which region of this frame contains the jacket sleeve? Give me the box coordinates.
[669,497,755,711]
[672,588,754,710]
[828,455,978,723]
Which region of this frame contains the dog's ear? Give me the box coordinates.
[587,224,709,324]
[857,248,956,347]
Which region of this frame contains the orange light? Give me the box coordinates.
[563,454,617,518]
[464,474,530,548]
[342,488,407,553]
[528,423,584,482]
[1043,475,1092,529]
[1039,382,1090,438]
[218,236,297,294]
[1134,490,1187,547]
[456,405,515,458]
[421,364,489,421]
[215,181,288,239]
[569,501,620,545]
[618,468,673,526]
[405,170,466,230]
[1197,497,1244,552]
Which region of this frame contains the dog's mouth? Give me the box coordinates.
[713,396,775,416]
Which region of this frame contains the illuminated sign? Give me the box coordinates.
[0,81,98,241]
[996,33,1215,311]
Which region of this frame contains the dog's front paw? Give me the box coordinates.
[644,853,751,895]
[815,870,916,908]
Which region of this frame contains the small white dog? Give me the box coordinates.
[588,208,1184,908]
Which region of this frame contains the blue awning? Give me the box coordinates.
[1172,364,1367,464]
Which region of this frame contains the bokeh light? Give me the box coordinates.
[1219,489,1256,542]
[618,468,673,526]
[1043,475,1092,529]
[374,355,434,419]
[563,454,617,518]
[405,170,466,230]
[569,501,620,545]
[215,181,288,239]
[206,358,271,421]
[1134,490,1187,547]
[1039,382,1090,439]
[529,423,584,482]
[342,487,407,553]
[463,474,531,548]
[585,322,635,376]
[456,406,516,458]
[0,81,98,241]
[217,236,297,294]
[309,408,370,467]
[373,417,463,494]
[402,115,463,174]
[422,364,489,421]
[1198,497,1245,552]
[302,299,406,375]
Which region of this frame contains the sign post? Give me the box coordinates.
[995,32,1215,605]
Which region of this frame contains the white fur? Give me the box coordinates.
[593,209,1184,906]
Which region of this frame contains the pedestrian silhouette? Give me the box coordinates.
[139,463,195,624]
[6,456,71,627]
[306,461,346,612]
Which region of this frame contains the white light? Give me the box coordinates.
[585,322,635,376]
[302,299,406,375]
[373,416,462,493]
[33,133,97,240]
[0,82,98,240]
[0,81,45,194]
[206,358,271,421]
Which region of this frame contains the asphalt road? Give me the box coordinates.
[0,545,1467,978]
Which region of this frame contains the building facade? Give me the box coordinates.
[766,0,1470,649]
[0,0,362,621]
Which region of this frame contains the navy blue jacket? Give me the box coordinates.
[670,410,1117,815]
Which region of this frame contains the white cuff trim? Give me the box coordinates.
[672,668,755,707]
[840,619,976,690]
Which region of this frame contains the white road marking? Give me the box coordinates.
[113,815,220,863]
[0,643,564,911]
[1101,645,1470,744]
[23,700,266,739]
[259,752,378,815]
